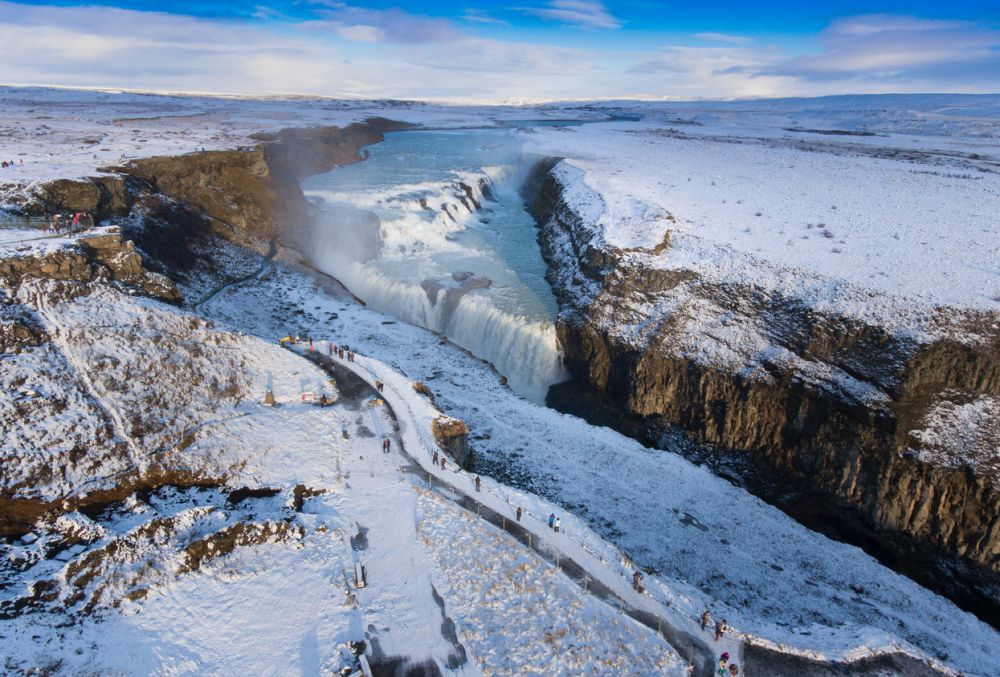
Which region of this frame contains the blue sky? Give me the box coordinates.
[2,1,999,100]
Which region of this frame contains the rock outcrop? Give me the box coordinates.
[24,118,412,246]
[433,416,472,468]
[32,176,130,216]
[0,229,181,303]
[527,159,1000,618]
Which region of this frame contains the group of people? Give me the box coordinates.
[716,652,739,676]
[700,611,738,675]
[43,211,88,235]
[631,570,646,594]
[0,159,22,168]
[701,610,731,642]
[284,336,356,363]
[431,450,448,471]
[547,513,562,532]
[382,438,391,453]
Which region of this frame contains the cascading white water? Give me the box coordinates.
[300,128,566,403]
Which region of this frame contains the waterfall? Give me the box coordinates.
[303,141,567,404]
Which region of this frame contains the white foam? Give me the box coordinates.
[304,159,566,403]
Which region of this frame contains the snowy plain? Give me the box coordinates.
[3,88,1000,674]
[522,113,1000,328]
[196,244,996,674]
[1,265,683,675]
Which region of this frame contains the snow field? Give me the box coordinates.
[199,257,995,673]
[526,120,1000,322]
[416,486,685,676]
[0,85,592,209]
[3,273,696,675]
[5,89,1000,674]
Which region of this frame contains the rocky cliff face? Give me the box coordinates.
[1,118,415,537]
[433,416,472,468]
[0,229,181,304]
[527,159,1000,618]
[23,118,411,246]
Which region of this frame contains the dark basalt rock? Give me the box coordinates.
[529,157,1000,622]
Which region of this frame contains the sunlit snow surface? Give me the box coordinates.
[4,89,1000,674]
[302,129,566,402]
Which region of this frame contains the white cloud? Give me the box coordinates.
[0,2,998,102]
[764,14,1000,82]
[311,3,458,43]
[461,9,509,26]
[329,22,384,42]
[628,45,790,98]
[517,1,622,30]
[694,32,753,45]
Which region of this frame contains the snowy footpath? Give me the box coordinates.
[291,339,942,677]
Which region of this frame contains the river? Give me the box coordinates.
[301,127,566,402]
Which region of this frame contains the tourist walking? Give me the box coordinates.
[516,507,522,522]
[432,450,439,466]
[717,653,729,677]
[701,610,711,631]
[475,475,481,492]
[553,517,561,533]
[548,513,555,529]
[715,620,725,642]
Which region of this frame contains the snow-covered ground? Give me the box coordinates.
[0,85,603,207]
[4,88,1000,674]
[1,258,681,675]
[194,241,995,674]
[5,86,996,323]
[521,106,1000,330]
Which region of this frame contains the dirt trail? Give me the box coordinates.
[193,237,277,311]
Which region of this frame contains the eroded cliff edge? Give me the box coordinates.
[526,158,1000,622]
[20,118,411,246]
[0,118,414,536]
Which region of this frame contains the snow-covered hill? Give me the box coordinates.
[3,88,1000,675]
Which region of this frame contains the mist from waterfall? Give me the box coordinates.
[301,128,566,402]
